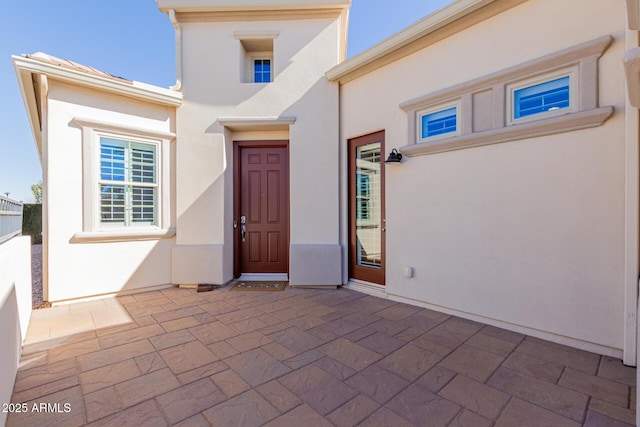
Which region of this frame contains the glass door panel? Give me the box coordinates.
[355,143,381,269]
[349,131,385,285]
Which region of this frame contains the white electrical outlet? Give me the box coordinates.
[404,267,414,278]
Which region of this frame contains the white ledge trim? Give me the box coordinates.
[400,107,614,157]
[12,55,183,107]
[72,117,177,141]
[217,117,296,131]
[233,31,280,39]
[72,228,176,243]
[217,116,296,126]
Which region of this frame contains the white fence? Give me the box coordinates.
[0,196,23,244]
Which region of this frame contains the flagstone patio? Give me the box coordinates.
[6,285,637,426]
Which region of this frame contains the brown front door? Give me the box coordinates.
[349,131,385,285]
[234,142,289,275]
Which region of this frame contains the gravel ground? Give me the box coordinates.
[31,244,49,309]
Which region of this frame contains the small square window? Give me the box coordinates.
[514,76,570,119]
[254,58,271,83]
[417,102,461,142]
[237,35,276,84]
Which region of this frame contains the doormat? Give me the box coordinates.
[230,281,288,292]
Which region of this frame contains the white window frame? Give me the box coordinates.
[506,67,578,126]
[416,100,462,143]
[72,117,175,241]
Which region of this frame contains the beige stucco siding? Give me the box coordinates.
[340,0,626,353]
[174,16,342,285]
[45,81,176,302]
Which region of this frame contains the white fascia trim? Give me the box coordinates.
[157,0,350,13]
[13,63,43,160]
[12,55,183,107]
[326,0,495,82]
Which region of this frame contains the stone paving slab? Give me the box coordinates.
[6,285,637,426]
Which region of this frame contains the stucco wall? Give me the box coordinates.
[45,81,176,302]
[174,14,342,285]
[339,0,627,354]
[0,236,32,426]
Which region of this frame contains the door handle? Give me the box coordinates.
[241,225,246,242]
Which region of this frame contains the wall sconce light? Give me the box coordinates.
[385,148,403,164]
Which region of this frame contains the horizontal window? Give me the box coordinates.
[417,103,460,142]
[514,76,570,119]
[507,69,576,125]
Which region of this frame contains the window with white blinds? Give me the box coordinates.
[99,137,157,227]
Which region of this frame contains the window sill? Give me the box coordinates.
[400,107,614,157]
[71,228,176,243]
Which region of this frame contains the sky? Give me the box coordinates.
[1,0,454,202]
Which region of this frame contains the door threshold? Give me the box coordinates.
[237,273,289,282]
[345,279,387,298]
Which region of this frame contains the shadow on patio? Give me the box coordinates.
[7,285,637,426]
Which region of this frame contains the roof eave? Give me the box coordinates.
[12,55,183,107]
[157,0,350,13]
[13,59,43,162]
[326,0,500,83]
